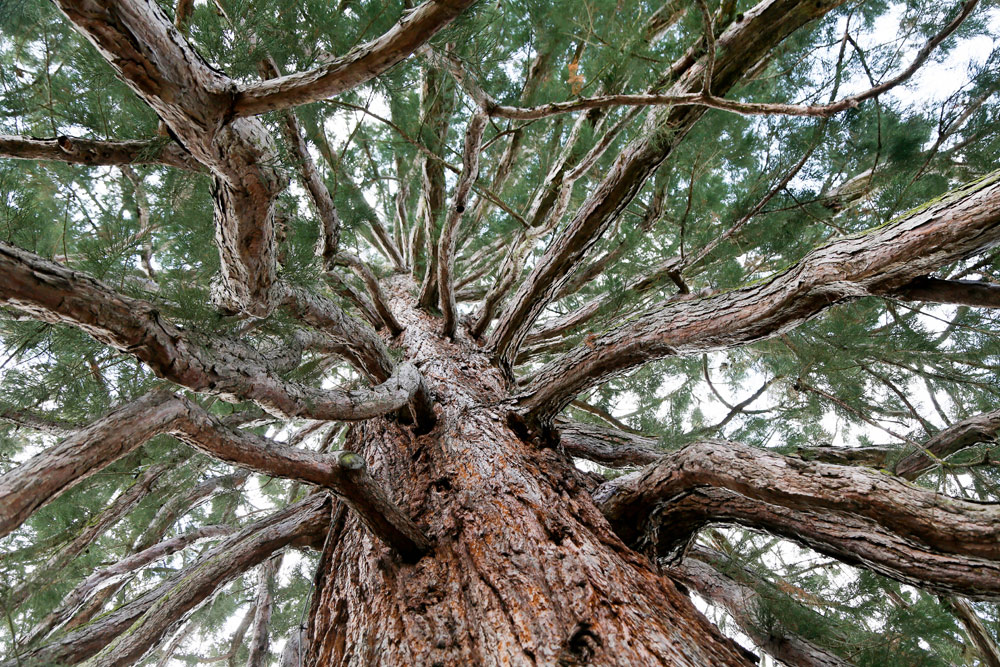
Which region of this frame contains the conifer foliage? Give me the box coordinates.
[1,0,1000,663]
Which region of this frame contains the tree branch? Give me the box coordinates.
[670,546,853,667]
[0,391,183,539]
[517,170,1000,426]
[232,0,477,116]
[595,440,1000,600]
[486,0,853,369]
[438,114,486,338]
[0,135,201,171]
[894,276,1000,308]
[0,242,426,421]
[5,495,331,667]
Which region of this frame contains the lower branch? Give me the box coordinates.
[555,420,661,467]
[5,495,330,667]
[0,391,182,538]
[595,440,1000,600]
[670,546,852,667]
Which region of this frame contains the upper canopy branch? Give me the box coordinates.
[485,0,853,370]
[231,0,478,117]
[595,439,1000,600]
[438,0,977,122]
[517,170,1000,426]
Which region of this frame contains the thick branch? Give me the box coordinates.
[555,421,662,467]
[518,170,1000,425]
[894,408,1000,480]
[0,242,420,421]
[596,440,1000,600]
[6,461,172,608]
[0,391,183,539]
[232,0,476,116]
[25,524,235,646]
[895,276,1000,308]
[0,135,200,171]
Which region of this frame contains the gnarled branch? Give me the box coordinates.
[596,440,1000,600]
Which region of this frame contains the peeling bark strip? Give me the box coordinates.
[671,546,853,667]
[5,496,330,667]
[232,0,477,116]
[487,0,852,369]
[0,134,200,171]
[519,170,1000,425]
[0,391,180,538]
[0,242,425,421]
[595,440,1000,600]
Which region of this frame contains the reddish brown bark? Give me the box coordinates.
[305,280,752,666]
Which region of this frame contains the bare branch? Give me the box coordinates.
[0,135,200,171]
[232,0,477,116]
[894,408,1000,480]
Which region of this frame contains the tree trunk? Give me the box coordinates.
[305,278,752,666]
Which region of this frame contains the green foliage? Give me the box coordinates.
[2,0,1000,663]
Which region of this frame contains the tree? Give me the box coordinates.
[1,0,1000,663]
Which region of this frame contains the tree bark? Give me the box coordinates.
[518,169,1000,426]
[304,279,752,666]
[595,439,1000,600]
[5,495,330,667]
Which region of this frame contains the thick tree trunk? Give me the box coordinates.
[305,279,752,666]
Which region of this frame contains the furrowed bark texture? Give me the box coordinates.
[487,0,851,368]
[305,278,751,667]
[519,169,1000,425]
[596,440,1000,600]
